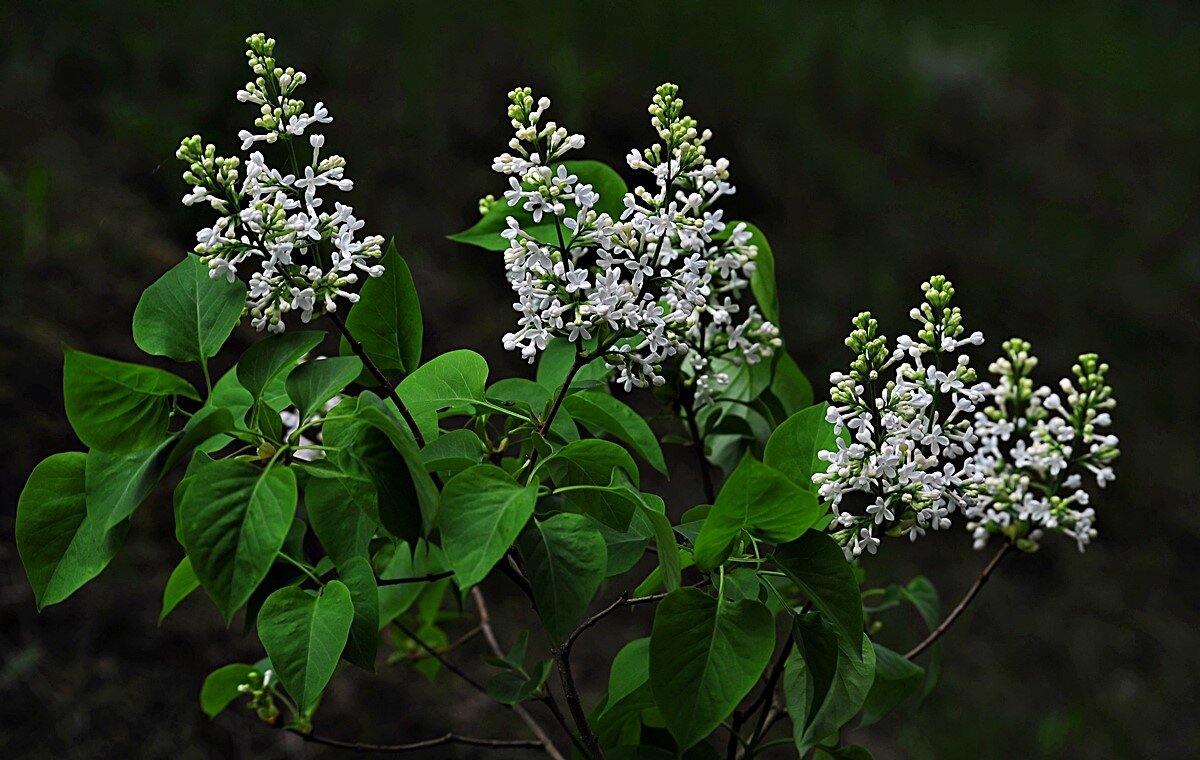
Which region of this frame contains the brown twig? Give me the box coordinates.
[393,620,488,694]
[550,644,603,760]
[377,570,454,586]
[327,309,427,448]
[392,626,482,663]
[471,588,568,760]
[287,727,544,753]
[905,541,1014,660]
[563,591,668,655]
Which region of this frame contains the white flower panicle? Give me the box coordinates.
[177,33,385,333]
[966,341,1119,552]
[491,83,780,393]
[814,276,988,559]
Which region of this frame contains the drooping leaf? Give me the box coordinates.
[764,352,814,421]
[692,454,821,570]
[649,588,775,749]
[159,556,200,624]
[774,532,864,650]
[200,663,257,718]
[16,452,126,609]
[285,356,363,420]
[764,402,842,489]
[304,471,376,568]
[860,642,924,726]
[641,496,682,592]
[785,634,875,750]
[236,330,324,400]
[564,390,667,475]
[438,464,537,588]
[791,611,841,731]
[341,243,423,376]
[535,336,611,391]
[62,346,198,454]
[257,580,354,714]
[333,398,438,541]
[449,161,629,251]
[133,254,247,363]
[517,513,607,642]
[337,556,381,672]
[179,459,298,620]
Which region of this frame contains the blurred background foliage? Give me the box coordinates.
[1,1,1197,757]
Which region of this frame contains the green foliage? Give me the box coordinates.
[396,349,490,441]
[774,533,865,648]
[200,663,257,718]
[133,254,247,364]
[160,556,200,624]
[692,454,821,570]
[257,580,355,714]
[179,459,298,620]
[649,588,775,749]
[540,439,642,531]
[860,642,924,726]
[564,390,667,474]
[764,402,842,489]
[17,452,125,610]
[517,513,607,642]
[438,464,537,588]
[785,634,876,750]
[237,330,325,400]
[285,355,363,420]
[63,346,198,453]
[341,243,423,376]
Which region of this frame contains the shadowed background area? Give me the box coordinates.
[1,2,1197,757]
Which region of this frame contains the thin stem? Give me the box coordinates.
[286,727,545,753]
[377,570,454,586]
[905,541,1015,660]
[562,591,669,655]
[392,620,488,695]
[327,309,427,448]
[200,355,213,397]
[393,626,482,663]
[524,352,586,476]
[275,551,322,586]
[471,588,568,760]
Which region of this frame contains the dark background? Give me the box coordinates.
[2,2,1197,758]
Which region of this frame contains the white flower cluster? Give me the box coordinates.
[814,276,987,559]
[177,33,384,333]
[491,83,779,393]
[966,341,1119,552]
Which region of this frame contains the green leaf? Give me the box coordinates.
[16,452,126,609]
[285,356,363,420]
[764,352,814,421]
[449,161,629,251]
[899,576,943,702]
[517,513,607,642]
[606,637,651,712]
[642,498,682,592]
[159,556,200,624]
[200,663,256,718]
[341,243,423,376]
[63,346,198,453]
[716,221,778,324]
[791,611,841,731]
[487,660,552,705]
[304,471,376,568]
[541,439,641,531]
[438,464,537,588]
[377,541,447,628]
[785,634,875,750]
[764,402,842,489]
[396,349,490,441]
[338,556,381,672]
[179,459,298,620]
[535,337,611,390]
[649,588,775,749]
[692,454,821,571]
[860,642,924,726]
[597,500,655,578]
[419,428,486,473]
[334,398,439,540]
[564,390,667,475]
[133,254,247,363]
[236,330,325,400]
[774,533,864,650]
[257,580,355,714]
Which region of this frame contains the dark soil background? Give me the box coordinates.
[1,2,1197,758]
